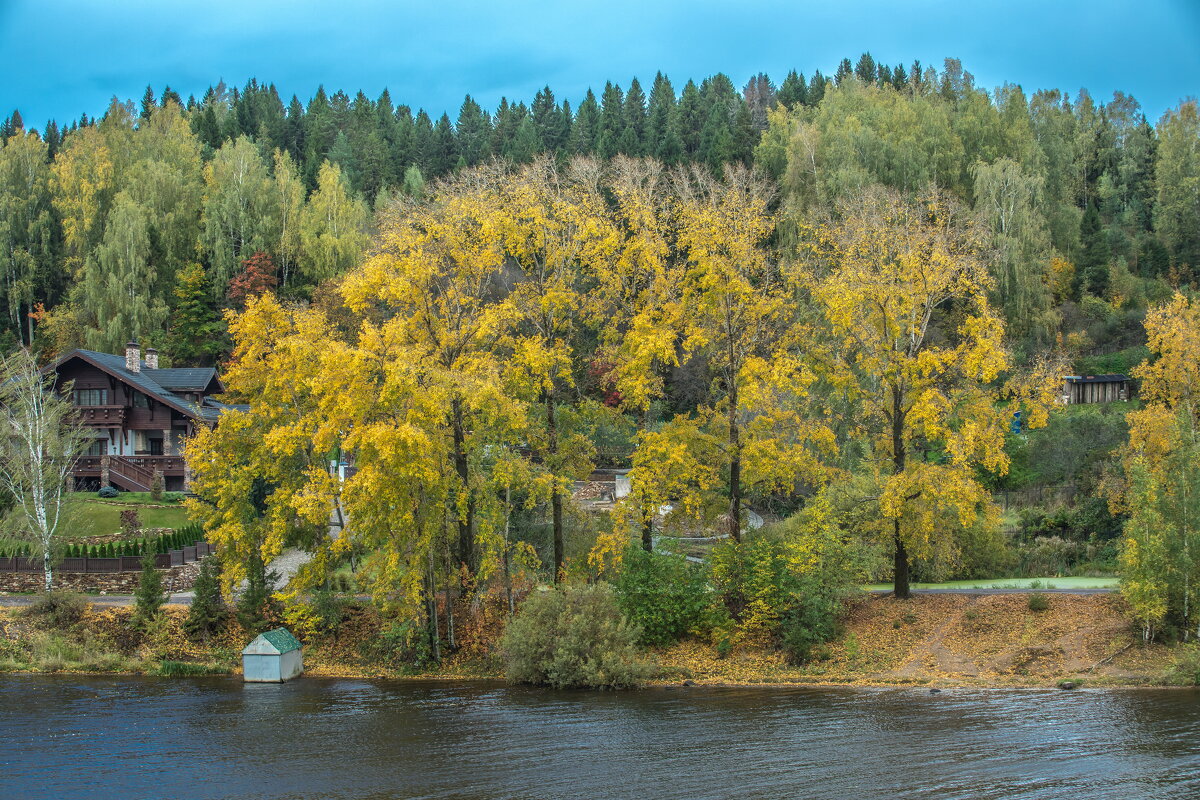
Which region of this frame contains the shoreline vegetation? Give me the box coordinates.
[0,590,1189,690]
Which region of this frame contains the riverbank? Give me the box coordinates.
[0,591,1185,688]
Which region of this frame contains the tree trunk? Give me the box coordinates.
[640,406,653,552]
[547,392,564,581]
[503,486,514,615]
[728,380,742,543]
[892,384,910,599]
[450,397,475,575]
[43,548,51,592]
[893,521,910,599]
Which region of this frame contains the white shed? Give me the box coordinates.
[242,628,304,682]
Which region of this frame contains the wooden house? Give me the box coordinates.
[45,342,240,492]
[1062,374,1133,405]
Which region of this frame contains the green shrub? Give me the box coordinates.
[501,583,651,689]
[98,486,118,499]
[780,581,844,664]
[613,546,717,646]
[162,491,185,503]
[361,619,438,672]
[1028,592,1051,612]
[25,591,88,629]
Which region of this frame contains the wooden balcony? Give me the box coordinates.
[73,455,187,482]
[75,405,126,427]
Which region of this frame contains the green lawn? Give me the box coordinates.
[2,493,192,547]
[864,576,1121,591]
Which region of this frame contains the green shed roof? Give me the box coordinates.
[260,628,302,653]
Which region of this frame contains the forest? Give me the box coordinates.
[4,53,1200,653]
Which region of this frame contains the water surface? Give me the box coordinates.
[3,675,1199,799]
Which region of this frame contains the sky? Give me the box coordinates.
[1,0,1197,131]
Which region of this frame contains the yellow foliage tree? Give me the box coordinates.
[637,164,833,545]
[497,156,619,579]
[799,187,1029,598]
[1117,292,1200,639]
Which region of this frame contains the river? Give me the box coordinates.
[2,675,1199,799]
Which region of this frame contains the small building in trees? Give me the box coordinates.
[1062,374,1134,405]
[242,628,304,682]
[45,341,239,492]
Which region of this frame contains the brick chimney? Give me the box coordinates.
[125,341,141,373]
[144,347,159,370]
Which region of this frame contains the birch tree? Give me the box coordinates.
[0,348,88,590]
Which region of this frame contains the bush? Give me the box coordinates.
[613,546,717,646]
[780,581,845,664]
[120,509,142,538]
[501,583,651,689]
[184,557,227,640]
[162,491,185,503]
[25,591,88,628]
[1028,592,1051,612]
[1168,644,1200,686]
[97,486,118,499]
[361,620,438,672]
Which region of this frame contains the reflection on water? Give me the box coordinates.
[2,675,1199,800]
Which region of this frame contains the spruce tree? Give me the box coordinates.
[184,557,228,640]
[622,77,647,155]
[568,89,599,154]
[133,548,166,625]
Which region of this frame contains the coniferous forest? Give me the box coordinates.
[5,53,1200,646]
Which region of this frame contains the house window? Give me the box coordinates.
[73,389,108,406]
[132,393,150,409]
[86,439,106,457]
[149,438,163,456]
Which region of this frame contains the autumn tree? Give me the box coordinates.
[588,157,682,552]
[1118,293,1200,639]
[227,251,279,308]
[341,163,523,578]
[640,164,831,546]
[799,188,1039,598]
[497,156,618,579]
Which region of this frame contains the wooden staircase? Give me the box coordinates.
[107,456,155,492]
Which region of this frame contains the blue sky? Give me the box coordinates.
[2,0,1197,131]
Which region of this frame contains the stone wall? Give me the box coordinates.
[0,561,201,594]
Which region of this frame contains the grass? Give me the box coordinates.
[863,576,1121,591]
[1,493,192,549]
